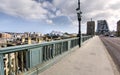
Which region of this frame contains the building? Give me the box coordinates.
[87,21,95,35]
[117,20,120,36]
[4,53,15,75]
[0,38,7,48]
[0,33,12,39]
[96,20,109,35]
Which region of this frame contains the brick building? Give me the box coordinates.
[0,33,12,39]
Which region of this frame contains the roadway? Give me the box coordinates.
[100,36,120,71]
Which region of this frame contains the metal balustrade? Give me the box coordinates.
[82,35,93,43]
[0,36,93,75]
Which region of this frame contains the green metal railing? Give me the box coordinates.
[82,35,93,43]
[0,36,93,75]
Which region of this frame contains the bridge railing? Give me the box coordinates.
[0,36,93,75]
[82,35,93,43]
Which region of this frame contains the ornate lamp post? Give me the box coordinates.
[76,0,82,47]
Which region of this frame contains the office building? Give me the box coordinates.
[96,20,109,35]
[87,21,95,35]
[117,20,120,36]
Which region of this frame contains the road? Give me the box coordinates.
[100,36,120,71]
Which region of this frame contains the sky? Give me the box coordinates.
[0,0,120,34]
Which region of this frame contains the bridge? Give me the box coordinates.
[0,36,120,75]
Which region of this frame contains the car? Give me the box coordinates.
[110,34,114,37]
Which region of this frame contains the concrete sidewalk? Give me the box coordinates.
[39,36,119,75]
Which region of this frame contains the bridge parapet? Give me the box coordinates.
[0,35,93,75]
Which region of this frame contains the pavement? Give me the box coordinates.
[39,36,119,75]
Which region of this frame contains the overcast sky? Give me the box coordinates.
[0,0,120,33]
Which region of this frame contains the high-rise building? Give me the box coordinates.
[96,20,109,35]
[87,21,95,35]
[117,20,120,36]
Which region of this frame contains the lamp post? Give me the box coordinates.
[76,0,82,47]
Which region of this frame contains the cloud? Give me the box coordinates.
[0,0,48,19]
[0,0,120,31]
[81,0,120,31]
[52,0,120,31]
[46,19,53,24]
[0,0,57,24]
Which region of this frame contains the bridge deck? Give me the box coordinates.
[39,36,119,75]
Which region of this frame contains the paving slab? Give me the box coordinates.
[39,36,118,75]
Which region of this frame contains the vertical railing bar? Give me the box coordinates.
[46,45,48,60]
[59,43,61,54]
[43,46,45,61]
[44,46,46,61]
[61,42,63,53]
[15,52,18,75]
[0,53,4,75]
[58,43,59,54]
[56,44,58,55]
[53,44,55,57]
[8,53,12,75]
[60,43,62,54]
[21,51,24,72]
[55,44,57,56]
[51,44,53,58]
[48,45,50,59]
[49,44,52,59]
[26,50,29,71]
[45,46,47,60]
[45,46,47,61]
[57,44,59,55]
[66,41,68,51]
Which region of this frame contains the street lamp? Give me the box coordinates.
[76,0,82,47]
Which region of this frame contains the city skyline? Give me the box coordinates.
[0,0,120,33]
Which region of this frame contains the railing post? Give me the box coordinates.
[0,53,4,75]
[68,40,71,50]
